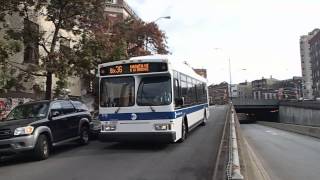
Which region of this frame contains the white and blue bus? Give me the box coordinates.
[98,55,209,143]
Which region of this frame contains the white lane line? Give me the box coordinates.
[265,130,278,136]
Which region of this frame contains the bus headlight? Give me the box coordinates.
[155,124,172,131]
[101,123,117,131]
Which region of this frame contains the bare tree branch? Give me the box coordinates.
[39,42,49,54]
[7,61,46,77]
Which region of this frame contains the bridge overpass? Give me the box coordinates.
[232,99,279,121]
[232,99,279,110]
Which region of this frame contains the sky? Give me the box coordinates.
[126,0,320,85]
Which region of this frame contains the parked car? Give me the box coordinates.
[0,100,91,160]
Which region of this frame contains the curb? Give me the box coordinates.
[212,104,231,180]
[257,121,320,139]
[233,110,271,180]
[227,108,244,180]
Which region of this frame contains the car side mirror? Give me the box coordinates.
[50,110,61,118]
[175,97,184,106]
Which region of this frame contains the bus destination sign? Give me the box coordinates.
[100,62,168,76]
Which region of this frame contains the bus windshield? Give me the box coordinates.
[100,77,135,107]
[137,76,172,106]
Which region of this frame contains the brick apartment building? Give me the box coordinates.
[208,82,229,105]
[309,30,320,98]
[194,69,207,79]
[252,77,279,100]
[300,29,319,99]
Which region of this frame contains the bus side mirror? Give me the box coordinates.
[175,97,184,106]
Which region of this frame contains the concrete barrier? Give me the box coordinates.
[234,108,271,180]
[257,121,320,139]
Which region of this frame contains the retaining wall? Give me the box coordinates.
[279,104,320,127]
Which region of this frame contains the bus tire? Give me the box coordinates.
[201,110,207,126]
[178,119,187,143]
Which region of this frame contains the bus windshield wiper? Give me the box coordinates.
[149,106,156,112]
[115,107,121,114]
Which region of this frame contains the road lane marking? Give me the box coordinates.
[265,130,278,136]
[243,137,272,180]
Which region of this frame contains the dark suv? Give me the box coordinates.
[0,100,91,160]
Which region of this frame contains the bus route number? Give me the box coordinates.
[109,65,123,74]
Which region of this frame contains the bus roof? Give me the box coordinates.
[98,55,207,83]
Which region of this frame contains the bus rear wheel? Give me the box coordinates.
[201,110,207,126]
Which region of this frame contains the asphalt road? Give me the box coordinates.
[242,124,320,180]
[0,105,227,180]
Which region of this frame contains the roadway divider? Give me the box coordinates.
[257,121,320,139]
[226,107,244,180]
[231,106,271,180]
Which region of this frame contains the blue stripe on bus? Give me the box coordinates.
[99,103,208,121]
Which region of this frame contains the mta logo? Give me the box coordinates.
[131,113,137,120]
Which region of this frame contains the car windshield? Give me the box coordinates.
[137,76,172,106]
[5,102,49,121]
[100,77,135,107]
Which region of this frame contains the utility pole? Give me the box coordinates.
[229,58,232,102]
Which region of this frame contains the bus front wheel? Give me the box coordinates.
[178,120,187,143]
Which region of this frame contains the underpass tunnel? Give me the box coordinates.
[235,108,279,123]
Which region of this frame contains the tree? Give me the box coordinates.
[75,18,169,71]
[1,0,169,100]
[0,0,106,99]
[0,39,23,92]
[72,18,169,94]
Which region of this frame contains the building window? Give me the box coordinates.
[23,19,39,64]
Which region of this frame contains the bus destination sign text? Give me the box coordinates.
[100,62,167,76]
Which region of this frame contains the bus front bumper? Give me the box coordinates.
[99,132,176,143]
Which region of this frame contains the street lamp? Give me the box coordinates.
[213,48,233,102]
[213,48,248,102]
[153,16,171,23]
[144,16,170,53]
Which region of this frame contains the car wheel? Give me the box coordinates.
[178,120,187,143]
[79,126,89,145]
[33,134,50,160]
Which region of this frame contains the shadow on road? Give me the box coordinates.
[0,142,83,166]
[104,142,170,152]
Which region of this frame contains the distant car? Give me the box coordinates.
[0,100,91,160]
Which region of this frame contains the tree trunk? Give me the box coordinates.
[45,72,52,100]
[45,14,61,100]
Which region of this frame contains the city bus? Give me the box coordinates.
[98,55,209,143]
